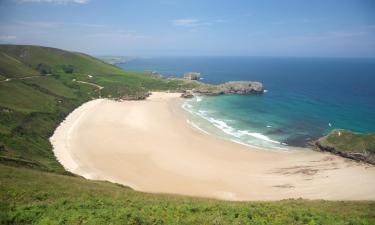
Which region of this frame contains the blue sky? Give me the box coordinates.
[0,0,374,57]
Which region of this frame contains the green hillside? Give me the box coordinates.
[1,45,374,224]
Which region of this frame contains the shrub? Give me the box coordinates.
[36,63,52,75]
[62,65,74,74]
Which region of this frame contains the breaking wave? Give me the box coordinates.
[182,97,289,150]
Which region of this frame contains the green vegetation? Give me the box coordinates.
[316,129,375,164]
[1,45,374,224]
[0,52,39,78]
[319,129,375,154]
[2,164,375,225]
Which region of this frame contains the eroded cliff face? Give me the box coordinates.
[315,129,375,165]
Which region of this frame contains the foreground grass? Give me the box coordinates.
[1,164,375,225]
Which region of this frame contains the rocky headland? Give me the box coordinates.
[181,81,264,98]
[315,129,375,165]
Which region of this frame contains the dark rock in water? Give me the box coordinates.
[284,134,312,147]
[222,81,264,94]
[314,129,375,165]
[265,128,285,135]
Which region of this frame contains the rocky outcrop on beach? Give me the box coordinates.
[194,81,264,96]
[118,92,151,101]
[181,90,194,98]
[314,129,375,165]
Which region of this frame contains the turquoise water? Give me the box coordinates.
[120,57,375,149]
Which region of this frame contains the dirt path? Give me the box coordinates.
[73,79,103,90]
[0,75,47,83]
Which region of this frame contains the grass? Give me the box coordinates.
[320,129,375,154]
[0,52,39,79]
[0,81,57,113]
[22,76,77,99]
[0,44,374,224]
[1,164,375,225]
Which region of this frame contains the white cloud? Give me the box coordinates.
[171,18,226,28]
[16,0,89,4]
[172,19,201,27]
[0,35,17,40]
[15,21,60,29]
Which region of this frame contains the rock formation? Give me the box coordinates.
[181,90,194,98]
[184,72,201,80]
[119,92,151,101]
[194,81,264,95]
[314,129,375,165]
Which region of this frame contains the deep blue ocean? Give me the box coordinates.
[119,57,375,149]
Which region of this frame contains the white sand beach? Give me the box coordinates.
[50,92,375,201]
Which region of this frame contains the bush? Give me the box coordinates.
[62,65,74,74]
[36,63,52,75]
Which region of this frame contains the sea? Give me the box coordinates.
[118,56,375,150]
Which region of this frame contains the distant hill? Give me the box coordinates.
[97,55,131,65]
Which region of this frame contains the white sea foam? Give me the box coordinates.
[238,130,281,144]
[182,101,193,111]
[230,139,261,149]
[206,117,243,138]
[195,96,202,102]
[198,110,209,115]
[266,125,272,128]
[186,119,210,135]
[181,99,289,150]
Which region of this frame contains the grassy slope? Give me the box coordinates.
[319,129,375,154]
[1,164,375,225]
[0,52,39,79]
[0,45,374,224]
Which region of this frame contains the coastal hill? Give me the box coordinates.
[315,129,375,165]
[1,45,374,224]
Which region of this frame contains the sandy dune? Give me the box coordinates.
[50,92,375,201]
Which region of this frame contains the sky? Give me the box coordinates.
[0,0,375,57]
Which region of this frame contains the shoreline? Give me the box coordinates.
[50,92,375,201]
